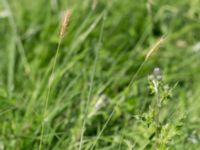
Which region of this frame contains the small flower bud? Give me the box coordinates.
[153,67,162,80]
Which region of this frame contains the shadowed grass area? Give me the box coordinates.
[0,0,200,149]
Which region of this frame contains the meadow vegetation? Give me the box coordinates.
[0,0,200,149]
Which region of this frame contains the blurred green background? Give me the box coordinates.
[0,0,200,149]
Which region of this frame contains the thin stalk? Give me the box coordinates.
[153,79,160,149]
[39,9,71,149]
[39,38,62,150]
[155,83,160,148]
[79,12,105,150]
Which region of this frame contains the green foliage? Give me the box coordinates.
[0,0,200,149]
[133,68,184,150]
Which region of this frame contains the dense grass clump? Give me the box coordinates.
[0,0,200,149]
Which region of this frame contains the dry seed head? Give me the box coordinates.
[59,9,72,39]
[145,36,165,61]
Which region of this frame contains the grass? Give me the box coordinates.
[0,0,200,149]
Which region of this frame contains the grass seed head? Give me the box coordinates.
[59,9,72,39]
[145,36,165,61]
